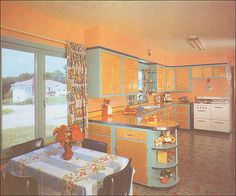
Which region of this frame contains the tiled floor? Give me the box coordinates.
[133,129,235,195]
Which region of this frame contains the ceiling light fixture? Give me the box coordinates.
[188,36,205,50]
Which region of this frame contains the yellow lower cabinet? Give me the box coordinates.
[116,137,147,185]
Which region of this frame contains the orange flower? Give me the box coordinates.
[53,124,84,145]
[70,124,84,142]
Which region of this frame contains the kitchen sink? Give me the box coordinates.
[138,105,161,110]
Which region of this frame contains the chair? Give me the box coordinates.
[10,138,44,158]
[98,159,133,195]
[3,171,39,195]
[82,138,108,153]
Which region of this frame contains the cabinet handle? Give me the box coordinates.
[127,133,133,137]
[214,121,224,124]
[198,120,206,122]
[197,110,206,112]
[113,85,115,91]
[213,107,224,109]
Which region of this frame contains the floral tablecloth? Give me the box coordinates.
[6,143,129,195]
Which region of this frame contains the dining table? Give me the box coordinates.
[6,143,129,195]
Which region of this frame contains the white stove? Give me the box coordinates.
[194,96,230,132]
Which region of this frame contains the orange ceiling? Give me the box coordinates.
[4,1,236,55]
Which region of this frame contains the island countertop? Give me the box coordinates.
[89,112,179,131]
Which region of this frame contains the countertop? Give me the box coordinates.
[89,103,179,131]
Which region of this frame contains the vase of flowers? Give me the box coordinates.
[53,124,85,160]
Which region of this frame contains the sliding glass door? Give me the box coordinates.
[45,55,67,137]
[1,37,66,150]
[1,48,35,148]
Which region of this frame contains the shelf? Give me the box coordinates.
[152,143,178,150]
[152,160,179,169]
[154,175,179,188]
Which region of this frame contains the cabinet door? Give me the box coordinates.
[124,58,138,94]
[212,66,226,77]
[101,51,121,95]
[116,138,147,184]
[112,58,122,94]
[175,67,190,91]
[201,66,212,78]
[166,68,175,91]
[157,66,166,91]
[192,67,202,78]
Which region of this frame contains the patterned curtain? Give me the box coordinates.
[66,42,88,134]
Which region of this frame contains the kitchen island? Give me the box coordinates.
[88,104,179,188]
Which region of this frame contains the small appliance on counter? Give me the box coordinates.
[179,96,190,103]
[163,93,172,102]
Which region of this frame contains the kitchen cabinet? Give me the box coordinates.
[124,57,138,94]
[116,128,147,185]
[212,65,226,77]
[192,66,202,78]
[157,66,167,91]
[192,64,227,78]
[101,51,122,95]
[86,47,139,98]
[166,68,175,91]
[201,66,212,78]
[175,67,191,91]
[88,123,112,153]
[175,104,190,129]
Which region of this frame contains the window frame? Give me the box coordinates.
[0,36,66,150]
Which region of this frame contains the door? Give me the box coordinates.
[157,66,166,91]
[124,58,138,94]
[116,138,147,184]
[166,68,175,91]
[101,51,121,95]
[1,48,36,149]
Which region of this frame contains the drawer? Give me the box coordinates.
[211,120,230,132]
[176,105,188,113]
[116,128,147,142]
[194,119,211,130]
[88,124,111,136]
[211,104,229,120]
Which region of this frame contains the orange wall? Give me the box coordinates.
[1,1,84,47]
[1,1,234,112]
[173,51,228,66]
[84,26,175,65]
[88,96,127,112]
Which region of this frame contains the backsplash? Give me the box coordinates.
[88,96,127,112]
[170,77,231,101]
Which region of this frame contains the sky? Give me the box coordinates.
[2,48,67,77]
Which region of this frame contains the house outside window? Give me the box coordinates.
[1,36,67,149]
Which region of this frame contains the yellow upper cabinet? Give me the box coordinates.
[175,67,190,91]
[201,66,212,78]
[192,64,227,78]
[157,66,167,91]
[212,65,226,77]
[101,51,122,95]
[166,68,175,91]
[123,58,138,94]
[192,66,203,78]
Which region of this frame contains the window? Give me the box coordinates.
[45,55,67,137]
[1,37,66,149]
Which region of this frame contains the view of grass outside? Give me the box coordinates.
[1,49,67,149]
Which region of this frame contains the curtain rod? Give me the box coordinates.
[1,26,67,44]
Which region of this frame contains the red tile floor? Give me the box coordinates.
[133,130,235,195]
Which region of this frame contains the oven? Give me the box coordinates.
[193,96,230,133]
